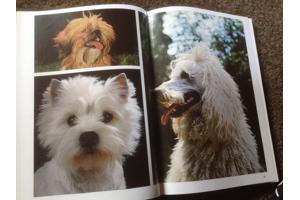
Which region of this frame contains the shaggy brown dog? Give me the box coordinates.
[54,13,115,69]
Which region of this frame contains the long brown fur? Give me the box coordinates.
[54,12,115,69]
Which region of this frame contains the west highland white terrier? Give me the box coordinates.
[34,73,142,196]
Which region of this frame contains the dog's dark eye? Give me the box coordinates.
[67,115,77,126]
[180,71,190,80]
[102,111,113,123]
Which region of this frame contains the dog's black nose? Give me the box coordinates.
[79,131,99,151]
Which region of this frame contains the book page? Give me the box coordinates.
[147,6,278,195]
[17,4,159,200]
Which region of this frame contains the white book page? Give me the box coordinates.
[17,4,159,200]
[147,6,278,195]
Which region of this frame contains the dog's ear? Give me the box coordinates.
[106,73,129,102]
[49,79,61,104]
[53,28,69,47]
[101,24,115,56]
[53,27,72,59]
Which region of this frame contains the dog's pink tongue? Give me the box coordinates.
[89,41,104,50]
[161,104,178,126]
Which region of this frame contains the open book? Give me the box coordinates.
[17,4,278,200]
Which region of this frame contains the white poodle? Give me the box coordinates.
[156,43,263,182]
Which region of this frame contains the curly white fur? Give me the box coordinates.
[34,73,141,196]
[156,43,263,182]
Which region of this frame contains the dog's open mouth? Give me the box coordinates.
[160,91,201,126]
[85,30,104,50]
[85,38,104,50]
[82,147,98,154]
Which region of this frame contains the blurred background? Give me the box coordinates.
[149,11,249,84]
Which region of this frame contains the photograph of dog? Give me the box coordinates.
[156,44,263,182]
[34,9,139,72]
[53,12,115,69]
[34,70,150,196]
[149,10,266,182]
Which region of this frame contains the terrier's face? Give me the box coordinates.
[155,59,205,126]
[37,74,141,176]
[54,12,115,68]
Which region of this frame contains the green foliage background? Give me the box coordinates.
[149,12,250,86]
[35,53,139,72]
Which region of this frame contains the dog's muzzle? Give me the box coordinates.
[84,30,104,50]
[156,90,203,126]
[79,131,99,154]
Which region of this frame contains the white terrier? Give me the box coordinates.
[34,73,142,196]
[156,43,262,182]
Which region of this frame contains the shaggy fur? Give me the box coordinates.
[34,73,141,196]
[54,12,115,69]
[156,43,263,182]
